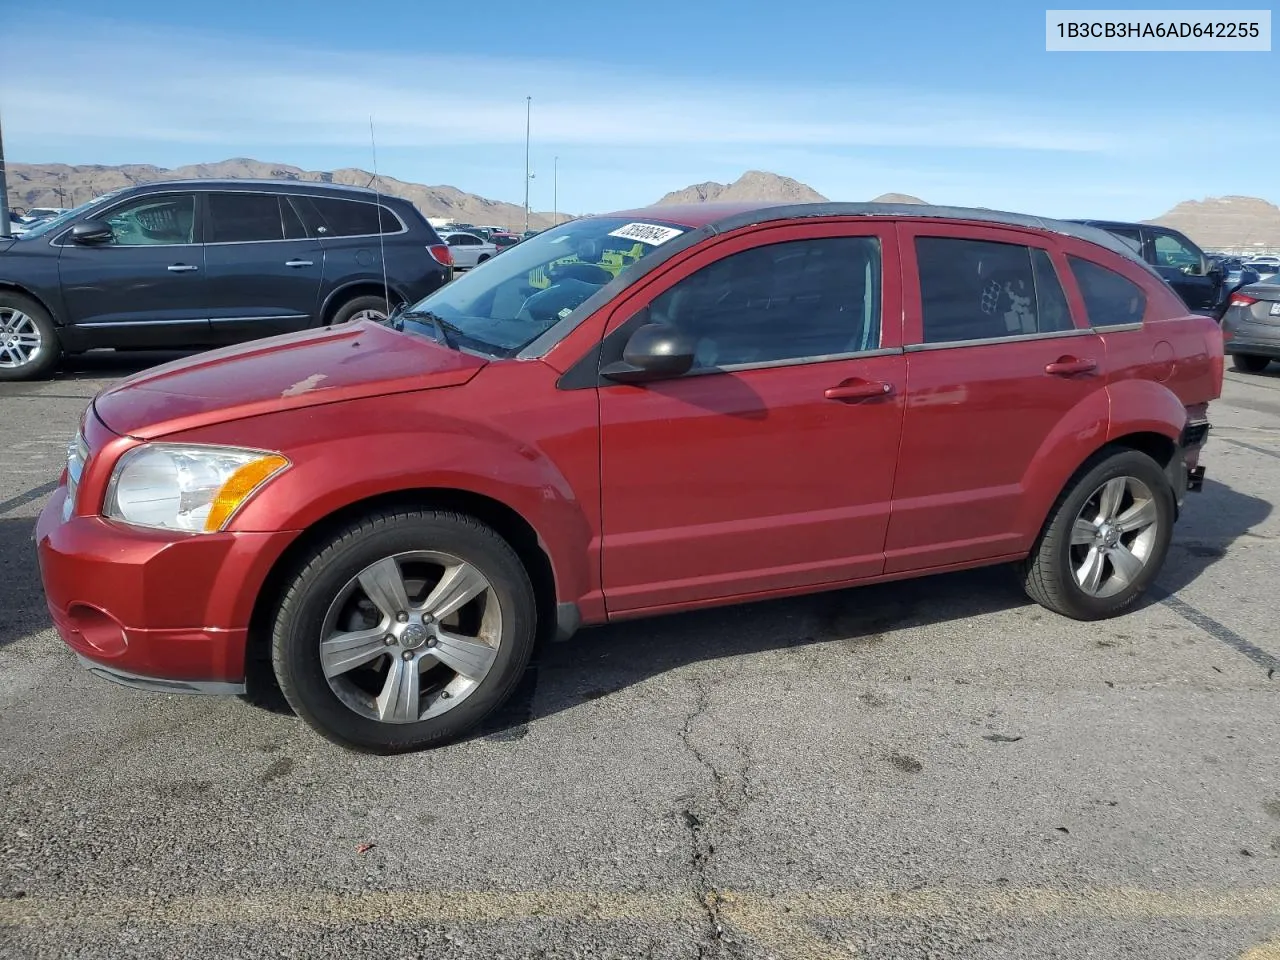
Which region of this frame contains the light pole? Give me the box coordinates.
[523,96,531,233]
[553,156,558,226]
[0,109,10,231]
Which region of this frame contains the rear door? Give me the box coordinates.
[595,220,906,613]
[56,190,209,348]
[885,223,1107,572]
[201,191,326,342]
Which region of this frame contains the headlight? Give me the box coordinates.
[62,430,90,522]
[104,444,289,533]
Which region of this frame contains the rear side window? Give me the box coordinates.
[302,197,402,237]
[1068,256,1147,327]
[915,238,1076,344]
[206,193,285,243]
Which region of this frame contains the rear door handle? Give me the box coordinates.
[167,264,199,273]
[285,259,314,268]
[1044,357,1097,376]
[825,379,895,402]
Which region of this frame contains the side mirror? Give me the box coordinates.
[69,220,114,245]
[601,322,696,383]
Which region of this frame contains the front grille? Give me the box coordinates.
[1182,420,1210,448]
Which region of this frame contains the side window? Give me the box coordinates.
[1031,249,1074,333]
[307,197,401,237]
[102,194,197,246]
[1152,231,1200,270]
[649,236,881,369]
[915,237,1074,343]
[1104,227,1143,256]
[1068,256,1147,327]
[206,192,285,243]
[281,197,309,240]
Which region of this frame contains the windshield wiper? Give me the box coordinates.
[399,309,462,350]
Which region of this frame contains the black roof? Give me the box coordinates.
[132,178,390,199]
[699,202,1158,273]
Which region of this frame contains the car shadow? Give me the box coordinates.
[472,475,1274,740]
[51,349,199,382]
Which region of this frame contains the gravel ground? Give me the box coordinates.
[2,351,1279,959]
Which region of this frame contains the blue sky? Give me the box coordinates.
[3,2,1275,219]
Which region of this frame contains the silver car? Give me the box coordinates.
[1222,277,1280,373]
[440,231,498,270]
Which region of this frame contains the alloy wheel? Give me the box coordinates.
[0,308,42,369]
[1069,475,1159,598]
[319,551,502,724]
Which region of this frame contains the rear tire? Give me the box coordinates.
[271,509,537,753]
[329,294,391,326]
[1232,354,1271,373]
[476,254,491,264]
[0,292,59,382]
[1022,449,1175,621]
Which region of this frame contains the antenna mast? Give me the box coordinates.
[369,117,391,318]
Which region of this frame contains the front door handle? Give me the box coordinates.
[285,259,314,268]
[825,379,895,402]
[1044,356,1097,376]
[167,264,199,273]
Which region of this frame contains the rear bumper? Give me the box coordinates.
[1224,339,1280,359]
[35,486,295,688]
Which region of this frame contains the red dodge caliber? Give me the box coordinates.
[35,202,1223,752]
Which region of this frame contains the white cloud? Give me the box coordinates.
[1,18,1127,155]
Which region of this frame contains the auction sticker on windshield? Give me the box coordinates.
[607,222,684,245]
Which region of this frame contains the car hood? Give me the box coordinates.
[93,321,488,440]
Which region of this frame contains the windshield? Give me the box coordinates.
[13,190,127,240]
[393,216,690,356]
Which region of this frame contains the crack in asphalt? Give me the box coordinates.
[677,679,753,959]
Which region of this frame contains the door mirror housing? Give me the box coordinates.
[601,323,697,383]
[69,220,114,245]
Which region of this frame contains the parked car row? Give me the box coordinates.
[0,184,1261,381]
[0,179,454,380]
[34,199,1221,751]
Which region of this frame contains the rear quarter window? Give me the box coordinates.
[297,196,404,237]
[1067,256,1147,327]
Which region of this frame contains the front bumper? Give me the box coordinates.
[35,487,296,690]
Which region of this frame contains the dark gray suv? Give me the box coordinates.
[0,179,454,380]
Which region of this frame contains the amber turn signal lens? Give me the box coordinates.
[203,455,289,531]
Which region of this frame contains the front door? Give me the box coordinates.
[885,223,1107,573]
[201,192,326,343]
[1148,227,1218,314]
[596,222,906,614]
[56,191,209,349]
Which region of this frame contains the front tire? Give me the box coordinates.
[0,293,60,381]
[1022,449,1175,620]
[271,509,537,753]
[1232,354,1271,373]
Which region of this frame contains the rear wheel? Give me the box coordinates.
[329,294,391,326]
[1232,354,1271,373]
[271,509,537,753]
[0,293,59,381]
[1022,449,1175,620]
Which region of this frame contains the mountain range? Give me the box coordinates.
[6,160,1277,250]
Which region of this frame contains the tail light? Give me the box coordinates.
[428,244,453,267]
[1229,292,1258,307]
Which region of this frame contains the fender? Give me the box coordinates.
[1103,378,1187,442]
[1014,379,1186,543]
[1012,386,1111,548]
[176,393,600,624]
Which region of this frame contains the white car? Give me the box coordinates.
[440,231,498,269]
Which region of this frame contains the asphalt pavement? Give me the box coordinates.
[2,351,1279,959]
